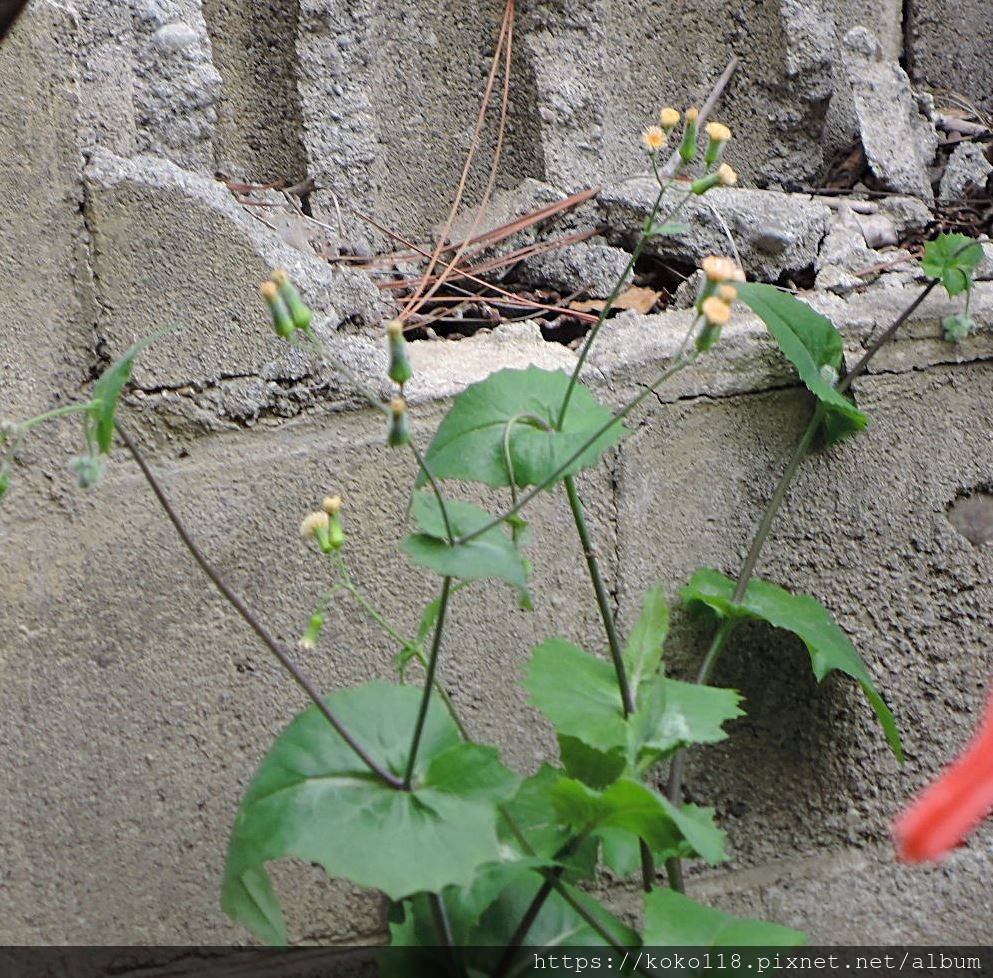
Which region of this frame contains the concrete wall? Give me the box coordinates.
[2,0,992,950]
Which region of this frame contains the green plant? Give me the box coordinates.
[1,106,984,971]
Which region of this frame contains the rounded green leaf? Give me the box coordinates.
[417,366,627,489]
[222,681,518,944]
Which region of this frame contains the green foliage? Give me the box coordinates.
[222,681,518,945]
[943,312,975,342]
[525,637,743,773]
[644,888,806,947]
[647,220,689,238]
[922,233,983,297]
[86,330,171,455]
[622,583,669,690]
[402,491,532,604]
[682,569,903,760]
[735,282,867,443]
[417,366,626,489]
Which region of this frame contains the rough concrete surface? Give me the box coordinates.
[3,0,993,953]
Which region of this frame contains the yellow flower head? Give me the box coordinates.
[717,163,738,186]
[300,511,330,539]
[705,122,732,143]
[659,107,681,131]
[322,495,342,515]
[386,318,404,340]
[701,296,732,326]
[685,106,699,122]
[716,284,738,303]
[643,126,666,152]
[701,256,745,283]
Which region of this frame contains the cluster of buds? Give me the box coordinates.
[695,255,745,352]
[260,269,313,340]
[642,107,738,193]
[300,495,345,554]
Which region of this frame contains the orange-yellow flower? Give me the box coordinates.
[701,255,745,283]
[701,296,732,326]
[643,126,666,152]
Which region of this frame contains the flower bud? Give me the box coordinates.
[643,125,666,153]
[701,296,732,327]
[659,107,681,133]
[679,106,699,163]
[322,495,342,515]
[260,281,295,340]
[704,121,732,166]
[701,255,745,283]
[716,163,737,186]
[272,269,313,332]
[386,319,413,387]
[299,612,325,650]
[716,284,738,303]
[387,397,410,447]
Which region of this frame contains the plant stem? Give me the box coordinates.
[115,421,404,790]
[564,475,634,715]
[403,576,453,788]
[13,401,96,433]
[429,892,465,977]
[663,273,944,888]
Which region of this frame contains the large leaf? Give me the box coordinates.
[550,777,727,865]
[402,491,531,603]
[644,888,806,947]
[87,328,173,453]
[683,568,903,760]
[736,282,866,443]
[622,584,669,690]
[417,366,626,489]
[222,681,518,944]
[525,639,742,768]
[525,638,627,752]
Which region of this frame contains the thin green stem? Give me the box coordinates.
[564,475,634,715]
[407,438,455,544]
[115,421,404,790]
[12,402,96,433]
[403,576,453,788]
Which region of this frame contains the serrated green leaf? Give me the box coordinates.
[499,765,599,880]
[623,584,669,690]
[559,735,625,789]
[628,675,743,765]
[402,491,530,601]
[922,233,983,297]
[736,282,866,443]
[527,638,742,769]
[525,638,627,753]
[644,888,806,947]
[222,681,518,944]
[550,777,726,865]
[87,328,174,454]
[416,366,626,489]
[682,568,903,761]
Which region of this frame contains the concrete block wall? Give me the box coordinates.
[1,0,992,949]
